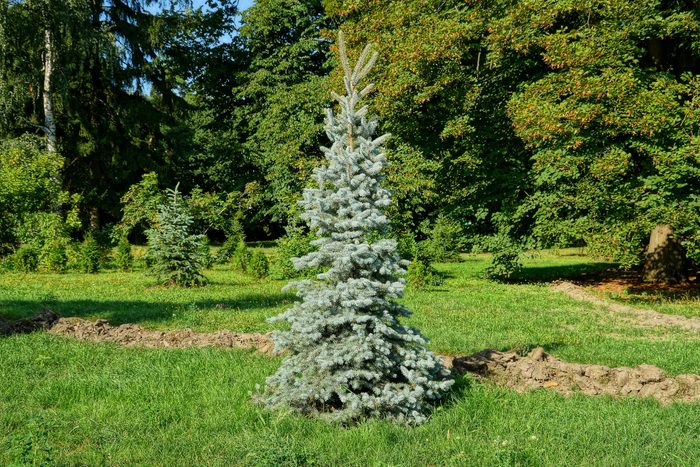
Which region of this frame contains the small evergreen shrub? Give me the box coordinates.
[13,245,39,272]
[421,214,463,263]
[395,232,418,260]
[484,234,523,280]
[397,233,445,288]
[215,233,241,264]
[41,238,68,273]
[79,233,103,273]
[407,258,445,289]
[145,185,207,287]
[249,251,269,279]
[114,236,133,271]
[231,240,251,273]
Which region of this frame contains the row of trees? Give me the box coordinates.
[1,0,699,280]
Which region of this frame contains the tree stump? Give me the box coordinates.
[643,224,687,284]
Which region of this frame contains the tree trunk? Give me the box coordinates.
[643,224,688,284]
[43,27,57,153]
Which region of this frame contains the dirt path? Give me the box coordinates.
[4,310,700,405]
[552,280,700,330]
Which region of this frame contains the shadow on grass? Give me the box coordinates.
[613,285,700,305]
[506,262,617,284]
[0,292,294,326]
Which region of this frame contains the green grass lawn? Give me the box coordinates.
[2,250,700,465]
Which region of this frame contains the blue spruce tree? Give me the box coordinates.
[261,32,453,424]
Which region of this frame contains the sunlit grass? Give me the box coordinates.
[1,250,699,465]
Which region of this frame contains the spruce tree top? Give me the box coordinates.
[261,32,453,425]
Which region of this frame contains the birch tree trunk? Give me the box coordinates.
[43,27,57,153]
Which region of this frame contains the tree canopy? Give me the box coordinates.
[1,0,698,275]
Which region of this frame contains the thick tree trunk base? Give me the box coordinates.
[643,224,688,285]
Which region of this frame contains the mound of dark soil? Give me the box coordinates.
[445,347,700,405]
[48,317,275,354]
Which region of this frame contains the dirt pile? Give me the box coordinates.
[48,317,275,354]
[552,280,700,330]
[444,347,700,405]
[0,309,59,336]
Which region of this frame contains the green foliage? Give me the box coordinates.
[79,234,103,274]
[249,251,270,279]
[114,236,133,272]
[491,0,700,266]
[231,240,252,273]
[236,0,333,224]
[407,259,444,289]
[145,186,207,287]
[116,173,165,238]
[13,210,79,274]
[0,136,80,254]
[395,232,446,288]
[41,238,68,273]
[483,234,523,281]
[12,245,39,273]
[1,0,239,222]
[420,214,464,263]
[329,0,528,239]
[215,214,245,263]
[271,225,318,279]
[117,173,243,242]
[216,234,242,264]
[198,238,214,270]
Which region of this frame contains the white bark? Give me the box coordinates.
[43,27,57,153]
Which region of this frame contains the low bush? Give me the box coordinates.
[249,251,269,279]
[198,238,214,269]
[114,236,133,271]
[231,240,252,273]
[483,234,523,280]
[41,238,68,273]
[79,234,103,273]
[407,258,444,289]
[13,245,39,272]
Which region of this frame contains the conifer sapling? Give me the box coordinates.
[259,32,453,425]
[146,184,207,286]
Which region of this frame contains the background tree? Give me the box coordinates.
[234,0,334,230]
[325,0,530,246]
[488,0,700,278]
[0,0,241,226]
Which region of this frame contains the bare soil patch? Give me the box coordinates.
[552,280,700,330]
[444,347,700,405]
[48,316,275,353]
